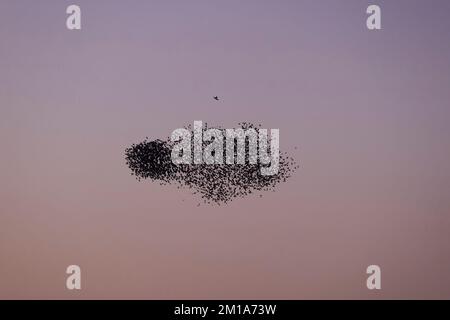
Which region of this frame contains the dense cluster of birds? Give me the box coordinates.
[125,123,298,205]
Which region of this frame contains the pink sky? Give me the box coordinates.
[1,0,450,299]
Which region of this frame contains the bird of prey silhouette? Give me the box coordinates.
[213,96,220,101]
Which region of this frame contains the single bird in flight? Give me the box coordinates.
[213,96,220,101]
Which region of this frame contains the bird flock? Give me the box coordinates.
[125,123,298,205]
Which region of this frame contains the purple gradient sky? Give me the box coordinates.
[1,0,450,299]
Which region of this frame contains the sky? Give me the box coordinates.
[1,0,450,299]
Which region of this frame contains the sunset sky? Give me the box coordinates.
[1,0,450,299]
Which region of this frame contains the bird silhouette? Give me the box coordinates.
[213,96,220,101]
